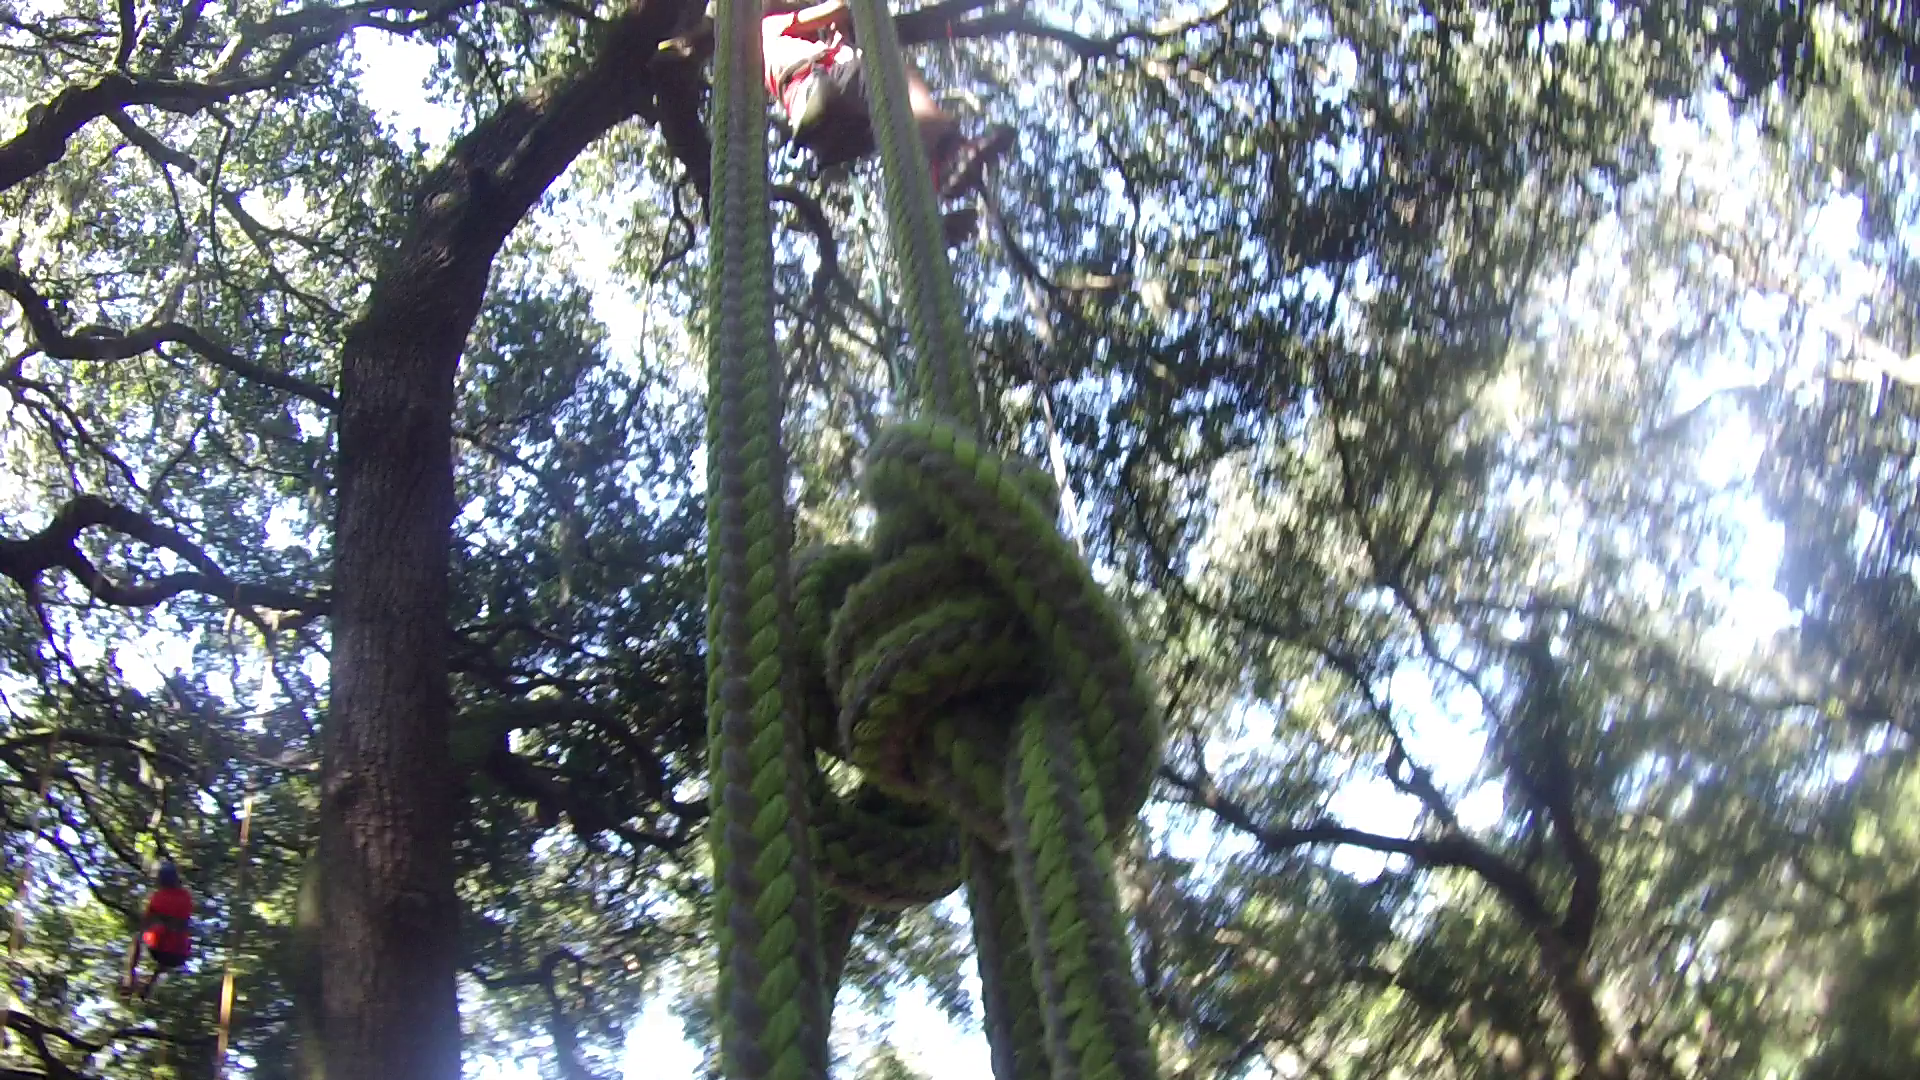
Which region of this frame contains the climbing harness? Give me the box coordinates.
[703,3,1163,1080]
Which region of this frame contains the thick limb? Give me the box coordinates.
[781,0,851,37]
[901,63,957,160]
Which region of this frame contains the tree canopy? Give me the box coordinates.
[0,0,1915,1078]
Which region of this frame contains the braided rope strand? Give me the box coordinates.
[820,894,863,1012]
[967,839,1052,1080]
[859,421,1161,820]
[1006,701,1156,1080]
[816,895,863,1080]
[706,0,828,1076]
[843,0,978,425]
[815,784,963,908]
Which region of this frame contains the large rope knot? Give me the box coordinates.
[793,418,1162,911]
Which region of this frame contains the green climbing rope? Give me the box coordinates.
[704,2,1163,1080]
[818,417,1161,1080]
[704,0,828,1078]
[838,0,977,425]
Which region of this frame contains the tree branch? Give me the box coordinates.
[1507,634,1606,957]
[0,728,196,776]
[0,2,487,194]
[468,950,603,1080]
[1161,767,1629,1080]
[1456,592,1908,735]
[772,183,840,306]
[451,698,704,843]
[0,495,326,620]
[1,1010,208,1080]
[0,265,338,408]
[113,0,136,70]
[5,1010,84,1080]
[1161,767,1559,925]
[1,73,264,193]
[106,108,349,308]
[638,52,712,201]
[940,0,1234,59]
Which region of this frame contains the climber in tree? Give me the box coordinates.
[764,0,1014,239]
[121,860,193,1000]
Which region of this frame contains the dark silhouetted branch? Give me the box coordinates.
[0,265,338,408]
[1162,767,1630,1080]
[0,494,326,620]
[0,1,484,193]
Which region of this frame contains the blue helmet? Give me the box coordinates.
[156,860,180,888]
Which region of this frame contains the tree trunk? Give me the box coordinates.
[318,2,702,1076]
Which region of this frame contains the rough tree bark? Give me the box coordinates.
[318,1,700,1076]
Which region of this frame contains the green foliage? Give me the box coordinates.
[853,1043,932,1080]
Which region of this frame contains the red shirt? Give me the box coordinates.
[763,13,848,112]
[142,885,193,955]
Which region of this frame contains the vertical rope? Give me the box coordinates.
[140,750,170,870]
[1005,700,1155,1080]
[965,839,1049,1080]
[843,0,979,427]
[706,0,828,1078]
[214,791,253,1080]
[817,891,861,1070]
